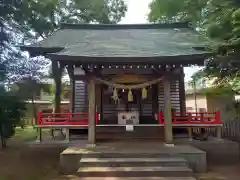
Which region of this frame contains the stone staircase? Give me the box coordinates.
[96,126,165,140]
[76,153,196,179]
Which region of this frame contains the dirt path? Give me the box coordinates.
[196,164,240,180]
[0,128,239,180]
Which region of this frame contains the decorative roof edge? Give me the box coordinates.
[61,22,190,30]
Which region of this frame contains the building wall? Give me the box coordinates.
[207,95,237,121]
[73,67,184,124]
[185,78,215,91]
[24,102,70,125]
[24,83,71,124]
[185,93,237,121]
[185,94,207,112]
[39,87,70,101]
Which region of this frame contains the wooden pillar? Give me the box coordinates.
[179,68,186,115]
[152,84,158,121]
[100,85,104,122]
[164,78,173,145]
[87,76,96,146]
[66,65,75,113]
[71,80,75,112]
[157,83,162,112]
[68,81,73,112]
[95,83,102,122]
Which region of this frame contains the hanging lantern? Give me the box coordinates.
[142,87,147,100]
[128,89,133,102]
[112,87,119,102]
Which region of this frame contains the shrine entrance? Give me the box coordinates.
[100,74,158,125]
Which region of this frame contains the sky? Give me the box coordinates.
[120,0,200,81]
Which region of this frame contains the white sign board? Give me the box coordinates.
[126,124,134,131]
[118,111,139,125]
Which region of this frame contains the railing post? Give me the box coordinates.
[95,112,99,125]
[215,111,221,124]
[37,112,42,125]
[215,111,222,141]
[67,112,71,124]
[36,112,43,143]
[172,111,175,123]
[200,112,204,122]
[158,112,163,124]
[187,113,191,122]
[36,128,42,143]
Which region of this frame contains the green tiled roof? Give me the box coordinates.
[24,23,209,59]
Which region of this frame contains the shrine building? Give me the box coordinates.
[21,22,222,146]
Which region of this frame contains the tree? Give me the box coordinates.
[0,62,26,148]
[0,90,26,148]
[47,81,70,110]
[148,0,240,86]
[2,0,127,113]
[12,78,51,124]
[11,0,127,40]
[1,1,50,84]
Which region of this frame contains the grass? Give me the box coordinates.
[0,127,66,180]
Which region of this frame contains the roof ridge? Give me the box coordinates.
[61,22,190,30]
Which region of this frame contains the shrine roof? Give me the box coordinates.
[21,22,211,64]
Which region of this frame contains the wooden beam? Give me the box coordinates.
[164,78,173,145]
[88,76,96,146]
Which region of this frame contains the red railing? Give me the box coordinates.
[37,112,99,126]
[158,111,221,125]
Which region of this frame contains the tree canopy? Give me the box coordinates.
[8,0,127,40]
[1,0,127,83]
[1,0,127,114]
[148,0,240,87]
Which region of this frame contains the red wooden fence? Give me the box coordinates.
[37,112,99,125]
[37,111,221,126]
[158,111,221,125]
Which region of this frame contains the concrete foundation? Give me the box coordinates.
[60,140,206,174]
[175,137,240,165]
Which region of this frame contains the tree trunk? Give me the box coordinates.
[54,79,62,113]
[31,94,37,126]
[51,60,63,114]
[0,124,7,148]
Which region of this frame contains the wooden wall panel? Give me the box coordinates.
[74,80,88,113]
[73,68,183,122]
[158,80,181,112]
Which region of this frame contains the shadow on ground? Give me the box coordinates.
[0,128,239,180]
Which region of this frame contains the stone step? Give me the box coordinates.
[76,166,193,177]
[77,177,196,180]
[80,157,188,167]
[81,153,178,158]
